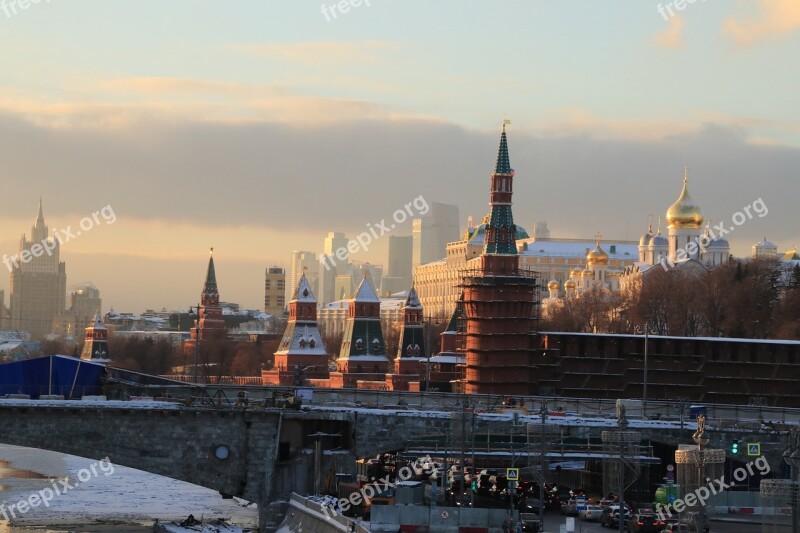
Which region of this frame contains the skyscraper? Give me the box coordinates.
[319,232,350,305]
[9,200,67,338]
[412,203,460,270]
[264,266,286,316]
[382,235,413,295]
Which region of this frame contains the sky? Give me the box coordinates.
[0,0,798,312]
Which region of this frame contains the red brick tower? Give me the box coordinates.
[183,248,228,358]
[386,286,426,390]
[263,273,329,385]
[462,124,539,395]
[80,311,110,361]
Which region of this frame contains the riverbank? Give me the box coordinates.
[0,445,258,530]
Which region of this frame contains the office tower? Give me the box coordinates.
[264,266,286,316]
[9,200,67,338]
[382,235,413,295]
[319,232,350,305]
[411,202,460,269]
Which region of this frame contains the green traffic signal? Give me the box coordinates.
[731,441,739,454]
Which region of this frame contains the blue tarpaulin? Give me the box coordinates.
[0,355,106,399]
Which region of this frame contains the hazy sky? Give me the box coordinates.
[0,0,798,312]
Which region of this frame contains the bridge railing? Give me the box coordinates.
[8,378,800,427]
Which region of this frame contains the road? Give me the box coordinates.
[540,514,760,532]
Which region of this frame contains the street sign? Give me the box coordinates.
[506,468,519,481]
[747,442,761,456]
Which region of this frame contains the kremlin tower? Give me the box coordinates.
[182,249,228,364]
[263,273,329,386]
[80,311,110,361]
[461,124,539,395]
[385,286,427,391]
[329,274,389,389]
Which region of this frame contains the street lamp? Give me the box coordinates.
[423,314,440,392]
[188,304,201,383]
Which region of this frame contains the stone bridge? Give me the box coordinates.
[0,395,795,531]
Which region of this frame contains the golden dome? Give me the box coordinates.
[547,279,559,290]
[586,243,609,265]
[564,279,577,289]
[666,172,703,229]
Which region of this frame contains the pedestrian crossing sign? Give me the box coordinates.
[506,468,519,480]
[747,443,761,456]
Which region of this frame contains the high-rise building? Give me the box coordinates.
[382,235,413,295]
[9,200,67,338]
[289,251,319,304]
[319,232,350,305]
[412,203,459,270]
[52,284,102,338]
[264,266,286,316]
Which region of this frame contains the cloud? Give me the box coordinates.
[723,0,800,46]
[227,40,398,67]
[653,15,684,49]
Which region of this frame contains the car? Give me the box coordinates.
[600,505,631,528]
[579,504,603,521]
[627,513,666,533]
[519,513,542,533]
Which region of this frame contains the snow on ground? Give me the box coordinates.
[0,445,258,528]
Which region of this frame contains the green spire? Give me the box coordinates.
[494,123,513,175]
[203,247,218,296]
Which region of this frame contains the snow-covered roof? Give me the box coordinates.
[429,354,465,364]
[337,355,390,362]
[292,273,317,303]
[353,275,380,303]
[519,239,638,260]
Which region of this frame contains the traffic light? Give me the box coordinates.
[471,480,477,491]
[731,440,739,454]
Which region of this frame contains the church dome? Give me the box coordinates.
[586,243,609,265]
[639,225,654,247]
[649,234,668,248]
[564,279,577,289]
[547,279,559,290]
[467,218,530,245]
[666,174,703,229]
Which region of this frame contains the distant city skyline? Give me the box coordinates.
[1,1,798,312]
